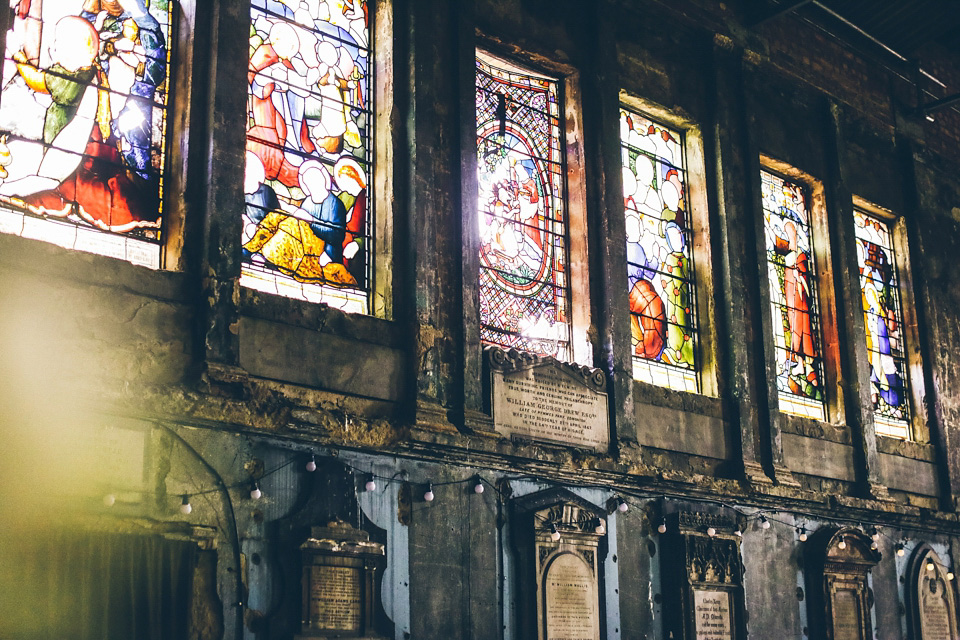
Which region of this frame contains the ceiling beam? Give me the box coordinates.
[749,0,814,27]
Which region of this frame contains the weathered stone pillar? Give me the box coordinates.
[405,0,469,432]
[823,100,888,500]
[710,38,793,486]
[197,0,248,372]
[578,3,635,449]
[898,137,960,511]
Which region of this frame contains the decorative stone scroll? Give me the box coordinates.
[907,544,959,640]
[485,346,609,452]
[297,520,385,639]
[804,527,880,640]
[511,488,608,640]
[661,510,744,640]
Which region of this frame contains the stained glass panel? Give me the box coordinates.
[476,53,569,360]
[0,0,172,268]
[761,170,826,420]
[854,210,910,438]
[620,107,698,393]
[241,0,371,313]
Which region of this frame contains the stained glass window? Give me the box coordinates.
[241,0,371,313]
[761,170,826,420]
[0,0,172,268]
[620,108,698,392]
[854,210,910,438]
[476,53,569,360]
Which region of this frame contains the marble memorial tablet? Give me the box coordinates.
[309,565,362,632]
[544,553,597,640]
[832,589,863,640]
[694,590,733,640]
[920,575,953,640]
[491,359,609,451]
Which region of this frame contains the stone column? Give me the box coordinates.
[898,137,960,511]
[405,0,469,432]
[710,38,794,486]
[822,100,888,500]
[578,4,635,448]
[196,0,248,373]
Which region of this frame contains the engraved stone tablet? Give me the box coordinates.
[694,590,733,640]
[544,553,598,640]
[487,347,609,451]
[309,566,362,632]
[832,589,863,640]
[920,578,952,640]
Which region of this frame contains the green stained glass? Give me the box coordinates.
[761,170,826,420]
[621,107,698,393]
[0,0,173,268]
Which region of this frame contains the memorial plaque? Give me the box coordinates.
[544,553,597,640]
[488,348,609,451]
[910,547,959,640]
[694,590,733,640]
[309,566,362,632]
[920,579,952,640]
[832,589,863,640]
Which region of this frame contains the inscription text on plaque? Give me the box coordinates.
[309,566,361,632]
[694,590,733,640]
[832,589,863,640]
[544,553,597,640]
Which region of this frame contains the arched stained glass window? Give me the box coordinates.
[620,107,698,392]
[761,170,826,420]
[476,52,569,360]
[854,209,910,438]
[241,0,371,313]
[0,0,172,268]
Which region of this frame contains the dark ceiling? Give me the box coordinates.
[759,0,960,57]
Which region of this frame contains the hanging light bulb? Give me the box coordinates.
[798,527,808,542]
[927,561,936,572]
[305,455,317,472]
[871,540,878,550]
[180,494,192,515]
[896,543,905,557]
[474,477,485,494]
[103,494,116,507]
[550,523,561,542]
[658,518,668,534]
[760,515,770,530]
[424,483,435,502]
[838,539,847,550]
[250,482,262,500]
[594,518,606,535]
[734,526,743,538]
[947,572,955,581]
[617,497,629,513]
[870,527,880,542]
[706,527,717,537]
[365,476,377,492]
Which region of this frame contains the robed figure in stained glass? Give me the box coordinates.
[0,0,169,236]
[761,171,825,418]
[241,0,371,312]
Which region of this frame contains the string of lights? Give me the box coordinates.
[103,445,955,575]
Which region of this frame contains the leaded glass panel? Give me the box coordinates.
[476,53,569,360]
[0,0,173,268]
[761,170,826,420]
[854,210,910,438]
[241,0,371,312]
[620,107,698,392]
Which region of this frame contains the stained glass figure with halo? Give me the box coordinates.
[241,0,371,312]
[0,0,172,268]
[476,52,569,360]
[761,170,826,420]
[854,210,910,438]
